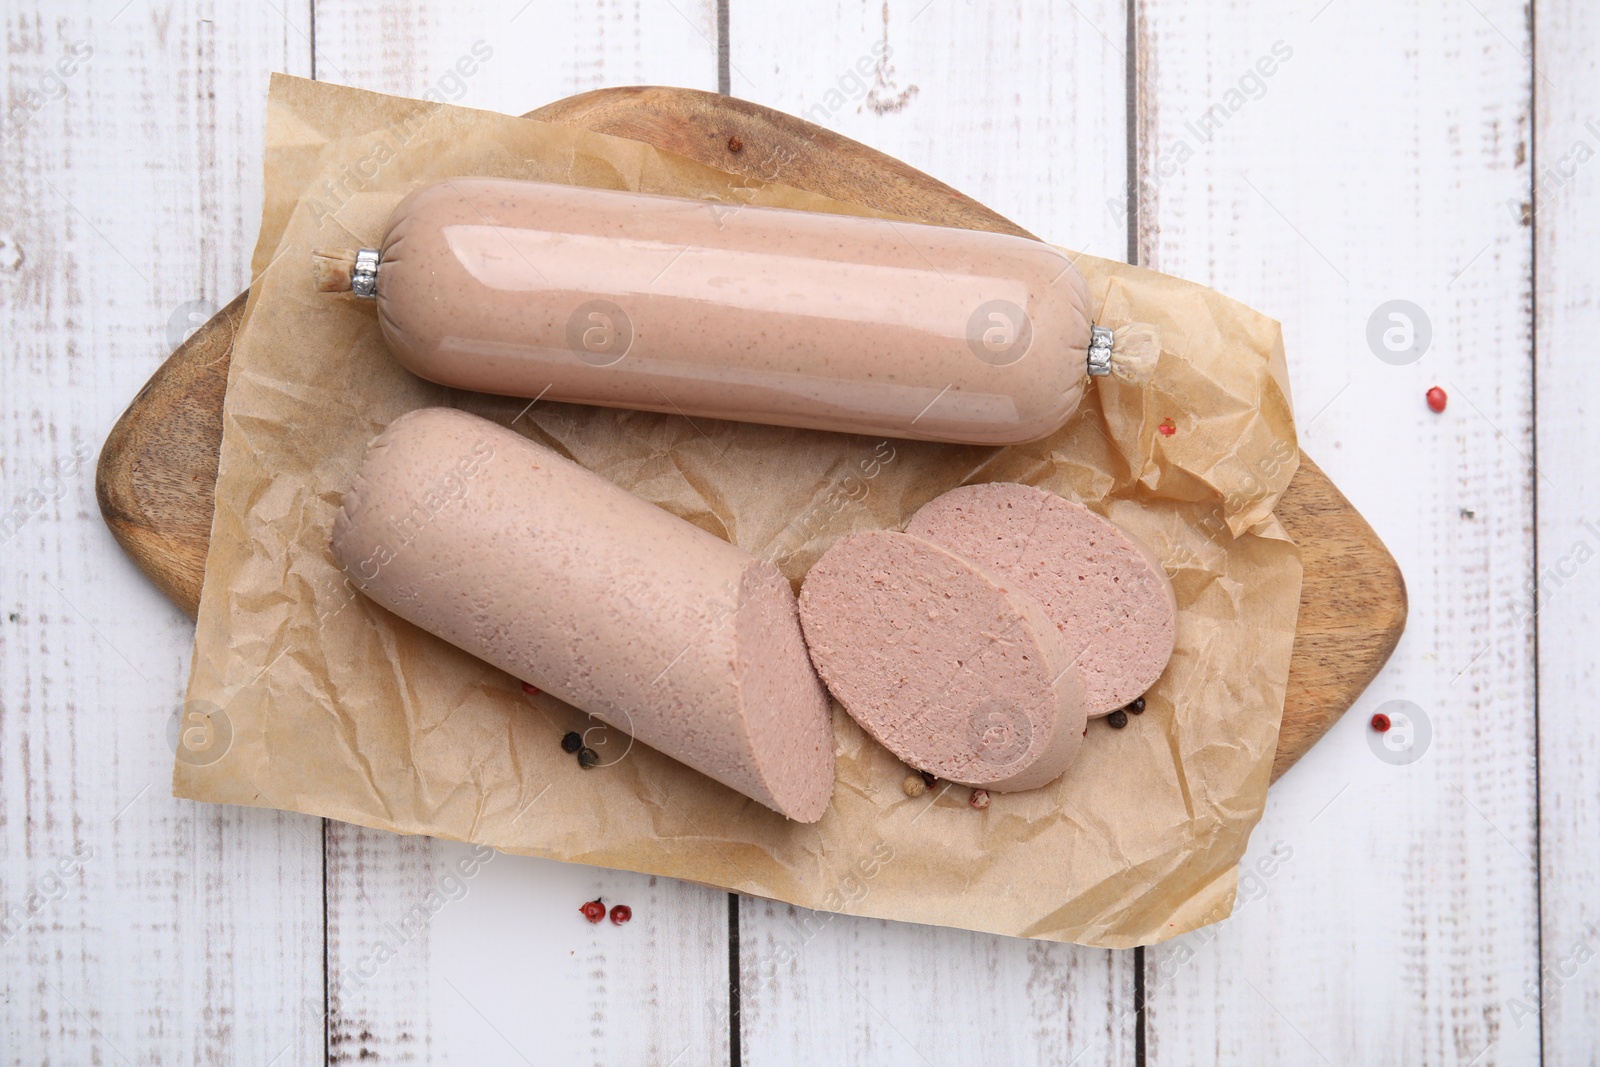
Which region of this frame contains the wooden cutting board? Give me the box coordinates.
[94,86,1406,783]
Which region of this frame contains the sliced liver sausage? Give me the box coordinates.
[330,407,835,822]
[799,530,1087,792]
[905,483,1176,715]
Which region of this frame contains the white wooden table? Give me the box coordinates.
[2,1,1593,1063]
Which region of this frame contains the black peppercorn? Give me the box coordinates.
[578,746,600,769]
[561,731,583,753]
[1126,696,1146,715]
[1107,709,1129,729]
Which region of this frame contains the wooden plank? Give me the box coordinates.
[1136,2,1539,1063]
[729,3,1138,1062]
[310,0,723,108]
[324,825,732,1065]
[1533,1,1600,1061]
[1271,453,1407,782]
[728,0,1129,259]
[308,4,734,1063]
[0,5,323,1065]
[737,896,1136,1066]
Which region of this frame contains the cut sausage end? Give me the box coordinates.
[733,563,836,822]
[799,530,1086,793]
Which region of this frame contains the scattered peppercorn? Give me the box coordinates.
[1107,709,1129,729]
[1426,386,1448,413]
[919,770,938,789]
[561,731,583,753]
[580,898,606,923]
[578,746,600,769]
[521,681,540,696]
[902,774,927,798]
[1371,713,1392,732]
[6,612,18,622]
[1158,418,1177,437]
[727,135,743,153]
[969,789,990,810]
[1126,696,1146,715]
[609,904,633,925]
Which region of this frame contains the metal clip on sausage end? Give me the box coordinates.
[1086,326,1114,377]
[311,247,381,298]
[1086,321,1161,386]
[351,249,381,298]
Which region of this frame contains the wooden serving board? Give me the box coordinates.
[95,86,1406,783]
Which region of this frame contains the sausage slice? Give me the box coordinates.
[906,483,1176,715]
[799,531,1087,792]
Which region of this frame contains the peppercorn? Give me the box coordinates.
[1426,386,1448,413]
[919,770,937,789]
[521,681,540,696]
[578,746,600,769]
[727,134,743,153]
[902,774,927,798]
[561,731,583,753]
[580,898,606,923]
[1158,418,1177,437]
[1107,709,1129,729]
[969,789,990,810]
[609,904,632,925]
[1371,713,1392,732]
[1126,696,1146,715]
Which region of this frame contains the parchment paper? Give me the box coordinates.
[177,74,1303,949]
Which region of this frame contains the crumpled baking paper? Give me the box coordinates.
[177,74,1302,948]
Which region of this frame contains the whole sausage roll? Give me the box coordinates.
[330,407,836,822]
[314,178,1160,446]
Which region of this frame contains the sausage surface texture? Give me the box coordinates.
[906,483,1176,715]
[330,407,835,822]
[798,530,1086,792]
[373,179,1092,445]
